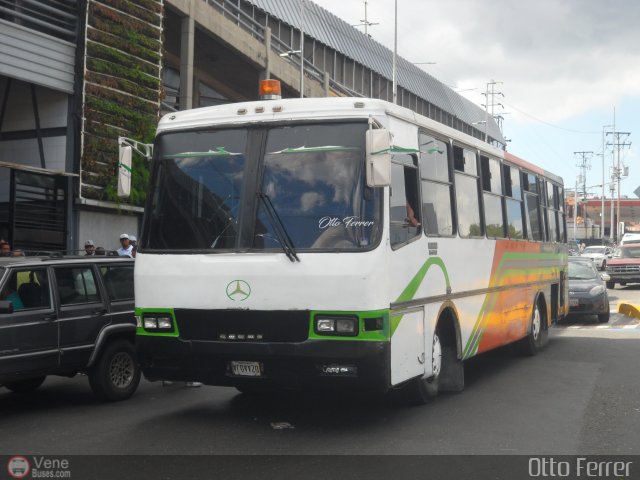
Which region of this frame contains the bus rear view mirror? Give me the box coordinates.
[366,129,391,187]
[118,144,132,198]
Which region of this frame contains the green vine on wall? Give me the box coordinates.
[81,0,162,207]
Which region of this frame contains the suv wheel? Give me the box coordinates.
[5,376,46,393]
[89,339,140,401]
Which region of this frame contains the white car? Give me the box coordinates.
[581,246,613,270]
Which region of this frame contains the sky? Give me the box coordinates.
[311,0,640,197]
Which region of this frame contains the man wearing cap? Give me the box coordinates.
[117,233,134,257]
[84,240,96,256]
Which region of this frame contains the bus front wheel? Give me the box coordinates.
[398,327,462,405]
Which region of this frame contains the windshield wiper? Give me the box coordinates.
[257,193,300,263]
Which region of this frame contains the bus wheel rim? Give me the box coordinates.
[532,306,541,341]
[432,333,442,377]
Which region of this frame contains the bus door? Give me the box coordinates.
[388,153,426,385]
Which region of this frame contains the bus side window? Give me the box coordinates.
[523,172,543,241]
[481,155,506,238]
[453,145,483,238]
[558,186,566,242]
[390,154,421,248]
[503,164,524,239]
[418,133,454,236]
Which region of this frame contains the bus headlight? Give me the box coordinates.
[336,318,356,334]
[143,315,174,332]
[316,318,335,332]
[314,316,358,336]
[144,317,158,329]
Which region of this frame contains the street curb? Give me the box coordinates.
[617,303,640,319]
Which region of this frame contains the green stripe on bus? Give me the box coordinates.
[462,251,567,358]
[391,257,451,337]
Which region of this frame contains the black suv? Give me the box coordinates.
[0,256,140,401]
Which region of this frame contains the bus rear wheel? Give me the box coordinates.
[515,299,547,356]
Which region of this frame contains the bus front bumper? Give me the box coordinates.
[136,336,391,392]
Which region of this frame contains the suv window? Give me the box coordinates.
[100,265,134,301]
[1,268,51,310]
[55,267,100,306]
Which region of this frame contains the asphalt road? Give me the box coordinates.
[2,298,639,456]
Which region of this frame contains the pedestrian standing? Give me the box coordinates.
[0,240,11,257]
[84,240,96,256]
[117,234,134,257]
[129,235,138,258]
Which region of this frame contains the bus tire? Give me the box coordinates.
[515,299,547,356]
[5,376,46,394]
[438,345,464,393]
[88,339,140,401]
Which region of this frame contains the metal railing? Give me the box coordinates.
[202,0,360,98]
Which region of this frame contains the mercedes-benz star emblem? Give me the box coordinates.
[226,280,251,301]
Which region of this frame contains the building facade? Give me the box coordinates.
[0,0,502,253]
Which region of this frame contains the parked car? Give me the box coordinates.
[568,257,610,323]
[0,255,139,400]
[605,244,640,289]
[580,245,613,270]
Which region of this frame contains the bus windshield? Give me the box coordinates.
[144,122,381,252]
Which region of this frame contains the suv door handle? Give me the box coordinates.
[92,308,107,317]
[43,314,57,321]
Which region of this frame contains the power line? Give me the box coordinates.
[502,100,601,134]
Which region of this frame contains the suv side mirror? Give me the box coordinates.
[366,129,391,187]
[0,300,14,314]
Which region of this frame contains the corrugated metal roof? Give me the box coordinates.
[248,0,504,143]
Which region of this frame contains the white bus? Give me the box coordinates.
[130,91,568,404]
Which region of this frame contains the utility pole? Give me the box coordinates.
[574,151,593,200]
[606,128,632,242]
[574,151,592,237]
[392,0,397,105]
[601,125,613,241]
[299,0,305,98]
[352,1,379,37]
[481,80,504,144]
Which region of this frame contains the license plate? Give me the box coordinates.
[570,299,579,307]
[230,361,262,377]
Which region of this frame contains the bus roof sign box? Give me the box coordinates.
[366,128,391,187]
[117,145,132,198]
